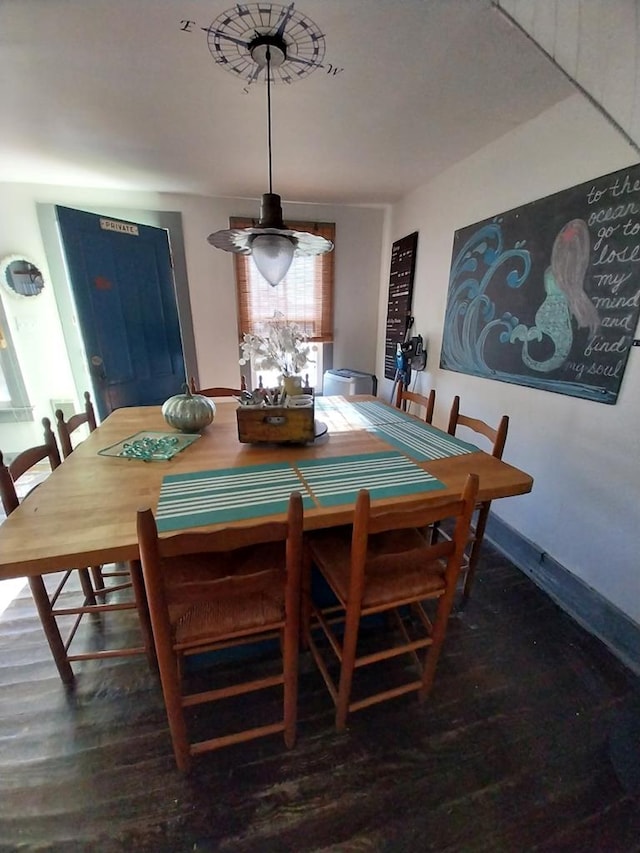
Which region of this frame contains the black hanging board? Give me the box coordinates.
[441,163,640,403]
[384,232,418,379]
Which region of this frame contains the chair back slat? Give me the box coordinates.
[154,519,292,558]
[189,376,247,397]
[365,495,468,535]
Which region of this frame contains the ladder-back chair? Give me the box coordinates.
[136,491,303,772]
[0,420,154,686]
[55,391,97,459]
[304,474,478,731]
[189,376,247,397]
[395,386,436,424]
[443,395,509,603]
[56,391,110,595]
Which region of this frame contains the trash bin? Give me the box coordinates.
[322,369,378,396]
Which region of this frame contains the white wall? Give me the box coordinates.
[378,93,640,624]
[0,184,384,451]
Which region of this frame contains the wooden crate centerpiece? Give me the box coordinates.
[237,403,315,444]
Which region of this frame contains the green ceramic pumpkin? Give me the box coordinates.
[161,385,216,433]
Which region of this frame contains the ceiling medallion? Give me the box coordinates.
[204,2,326,84]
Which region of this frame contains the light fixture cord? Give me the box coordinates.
[266,46,273,194]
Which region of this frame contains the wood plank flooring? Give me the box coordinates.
[0,544,638,852]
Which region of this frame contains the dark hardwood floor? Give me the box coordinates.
[0,543,638,853]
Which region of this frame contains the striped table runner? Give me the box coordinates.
[348,400,416,426]
[316,397,478,460]
[295,451,444,507]
[155,462,314,533]
[371,421,478,461]
[314,397,377,429]
[315,397,416,427]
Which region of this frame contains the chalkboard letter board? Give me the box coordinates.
[441,163,640,403]
[384,232,418,380]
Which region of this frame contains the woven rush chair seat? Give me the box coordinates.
[304,475,478,731]
[309,527,449,609]
[168,543,291,647]
[137,491,303,772]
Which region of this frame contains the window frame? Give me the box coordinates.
[232,218,335,344]
[0,297,33,422]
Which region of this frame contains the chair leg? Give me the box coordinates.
[335,604,361,731]
[461,503,490,604]
[129,559,157,670]
[77,567,97,607]
[28,576,75,686]
[301,548,312,650]
[283,601,299,749]
[419,591,455,702]
[158,651,192,773]
[90,565,106,601]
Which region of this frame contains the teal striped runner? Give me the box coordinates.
[295,451,444,507]
[315,397,413,427]
[316,397,478,460]
[372,421,478,461]
[314,396,375,427]
[348,400,416,425]
[156,462,314,533]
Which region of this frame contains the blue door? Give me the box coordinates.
[56,206,187,419]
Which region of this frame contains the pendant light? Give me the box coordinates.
[207,34,333,286]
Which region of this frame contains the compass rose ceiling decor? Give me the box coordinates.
[206,2,334,286]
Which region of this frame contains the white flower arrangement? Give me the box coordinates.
[239,312,314,377]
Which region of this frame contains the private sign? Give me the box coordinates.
[99,218,139,236]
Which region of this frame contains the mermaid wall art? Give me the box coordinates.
[440,164,640,404]
[509,219,599,373]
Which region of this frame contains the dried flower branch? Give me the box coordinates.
[239,312,314,377]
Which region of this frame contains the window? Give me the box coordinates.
[0,299,32,422]
[233,218,335,390]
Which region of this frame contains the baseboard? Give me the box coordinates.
[486,514,640,677]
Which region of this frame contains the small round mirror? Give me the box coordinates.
[1,255,45,297]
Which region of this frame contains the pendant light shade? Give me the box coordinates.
[207,33,333,285]
[250,233,295,285]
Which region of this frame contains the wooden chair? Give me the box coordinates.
[395,385,435,424]
[304,474,478,731]
[136,491,304,772]
[441,395,509,603]
[55,391,97,459]
[189,376,247,397]
[0,419,154,687]
[55,391,111,595]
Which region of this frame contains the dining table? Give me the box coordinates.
[0,395,534,582]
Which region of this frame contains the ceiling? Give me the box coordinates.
[0,0,574,206]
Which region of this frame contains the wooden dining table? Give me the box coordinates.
[0,396,533,582]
